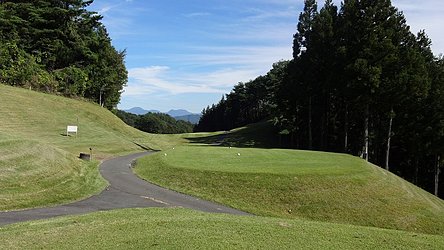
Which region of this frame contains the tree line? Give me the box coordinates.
[116,110,194,134]
[196,0,443,197]
[195,60,287,132]
[0,0,127,109]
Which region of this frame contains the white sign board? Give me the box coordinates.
[67,125,78,136]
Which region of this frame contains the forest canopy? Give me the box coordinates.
[196,0,444,198]
[0,0,127,109]
[115,110,194,134]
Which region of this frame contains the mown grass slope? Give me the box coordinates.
[135,125,444,236]
[0,85,185,211]
[1,208,443,249]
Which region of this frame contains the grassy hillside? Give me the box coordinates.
[135,126,444,236]
[2,84,444,247]
[1,208,443,249]
[0,85,186,211]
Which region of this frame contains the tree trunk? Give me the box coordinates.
[414,159,419,185]
[100,85,106,107]
[99,90,103,107]
[308,96,313,150]
[363,104,369,161]
[385,108,394,171]
[320,113,325,150]
[435,155,441,197]
[344,103,348,153]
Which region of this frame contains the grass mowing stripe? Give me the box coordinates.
[0,135,106,210]
[0,208,442,249]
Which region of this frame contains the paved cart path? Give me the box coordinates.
[0,151,249,226]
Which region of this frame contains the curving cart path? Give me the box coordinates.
[0,151,249,226]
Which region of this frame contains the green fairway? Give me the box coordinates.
[0,208,442,249]
[135,145,444,235]
[0,85,186,211]
[152,145,368,175]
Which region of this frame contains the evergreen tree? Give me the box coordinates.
[0,0,127,110]
[199,0,444,197]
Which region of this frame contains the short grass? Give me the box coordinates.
[0,208,442,249]
[135,145,444,235]
[0,85,187,210]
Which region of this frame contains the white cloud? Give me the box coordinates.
[184,12,211,18]
[180,67,263,88]
[89,0,145,39]
[183,45,291,66]
[97,6,113,14]
[124,66,229,96]
[241,7,299,21]
[122,42,292,97]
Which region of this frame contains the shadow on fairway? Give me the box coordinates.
[186,121,293,149]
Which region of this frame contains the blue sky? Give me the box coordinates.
[89,0,444,113]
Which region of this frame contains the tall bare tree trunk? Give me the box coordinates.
[414,159,419,185]
[344,103,348,153]
[363,104,369,161]
[385,108,394,171]
[308,96,313,150]
[99,90,105,107]
[320,94,328,150]
[435,155,441,196]
[320,113,325,150]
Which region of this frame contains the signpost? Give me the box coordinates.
[66,125,78,137]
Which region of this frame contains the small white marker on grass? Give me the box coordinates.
[237,153,241,156]
[164,153,167,156]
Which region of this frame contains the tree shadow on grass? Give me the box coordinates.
[186,121,292,149]
[133,142,159,152]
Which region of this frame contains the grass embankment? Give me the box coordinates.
[135,145,444,235]
[0,208,442,249]
[0,85,186,211]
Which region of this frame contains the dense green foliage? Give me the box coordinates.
[195,0,444,198]
[115,110,194,134]
[0,0,127,109]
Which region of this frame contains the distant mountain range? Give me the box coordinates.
[173,114,202,124]
[124,107,201,124]
[166,109,193,117]
[125,107,160,115]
